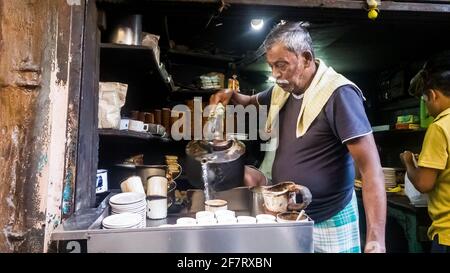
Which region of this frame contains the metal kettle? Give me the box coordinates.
[185,137,246,192]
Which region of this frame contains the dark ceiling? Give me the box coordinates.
[98,1,450,75]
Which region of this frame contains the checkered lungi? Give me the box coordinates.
[313,191,361,253]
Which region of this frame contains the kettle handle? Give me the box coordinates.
[287,184,312,211]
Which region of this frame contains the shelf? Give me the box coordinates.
[168,88,220,100]
[101,42,154,50]
[378,97,420,111]
[167,49,237,66]
[373,128,426,138]
[100,43,174,92]
[98,129,171,142]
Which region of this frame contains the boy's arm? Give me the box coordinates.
[400,151,439,193]
[401,122,447,193]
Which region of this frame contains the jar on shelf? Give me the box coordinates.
[228,74,239,92]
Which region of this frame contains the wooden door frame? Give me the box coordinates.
[71,0,100,214]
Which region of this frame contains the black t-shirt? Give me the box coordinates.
[257,85,372,222]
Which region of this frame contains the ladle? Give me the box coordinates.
[296,210,305,221]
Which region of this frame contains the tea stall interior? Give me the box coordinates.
[74,0,450,252]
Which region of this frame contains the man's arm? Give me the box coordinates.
[231,92,259,106]
[346,134,386,253]
[209,89,259,106]
[400,151,438,193]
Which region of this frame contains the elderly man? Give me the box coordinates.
[210,22,386,253]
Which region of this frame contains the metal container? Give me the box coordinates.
[262,182,312,213]
[185,139,245,192]
[109,14,142,45]
[249,186,267,216]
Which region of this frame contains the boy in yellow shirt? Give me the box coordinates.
[400,51,450,253]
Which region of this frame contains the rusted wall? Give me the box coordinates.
[0,0,85,252]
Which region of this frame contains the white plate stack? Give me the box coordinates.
[382,167,397,189]
[107,192,147,228]
[102,213,143,230]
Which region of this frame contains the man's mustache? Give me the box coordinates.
[276,79,289,85]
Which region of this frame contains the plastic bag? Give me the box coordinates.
[142,32,160,64]
[404,173,428,207]
[98,82,128,129]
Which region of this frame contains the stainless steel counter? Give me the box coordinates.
[51,187,314,253]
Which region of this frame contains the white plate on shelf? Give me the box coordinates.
[102,213,142,229]
[110,200,146,210]
[109,192,146,205]
[112,207,146,214]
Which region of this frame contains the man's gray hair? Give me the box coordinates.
[263,21,314,57]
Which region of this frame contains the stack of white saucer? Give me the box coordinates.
[107,192,146,228]
[102,212,143,230]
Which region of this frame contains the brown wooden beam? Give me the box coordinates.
[74,0,99,213]
[154,0,450,13]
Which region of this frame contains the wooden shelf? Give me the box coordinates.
[98,129,171,142]
[373,128,426,138]
[169,88,219,101]
[378,97,420,111]
[168,49,237,65]
[100,43,175,92]
[101,42,153,50]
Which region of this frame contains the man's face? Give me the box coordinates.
[266,42,306,93]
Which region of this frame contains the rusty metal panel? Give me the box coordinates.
[0,0,49,253]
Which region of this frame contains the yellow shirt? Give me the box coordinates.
[418,107,450,245]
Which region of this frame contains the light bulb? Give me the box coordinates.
[251,19,264,31]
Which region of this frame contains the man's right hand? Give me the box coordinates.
[209,89,234,106]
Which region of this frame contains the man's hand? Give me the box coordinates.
[210,88,257,108]
[209,89,234,106]
[243,166,268,187]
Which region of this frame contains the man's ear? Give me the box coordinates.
[301,51,314,67]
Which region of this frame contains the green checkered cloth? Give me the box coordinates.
[313,191,361,253]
